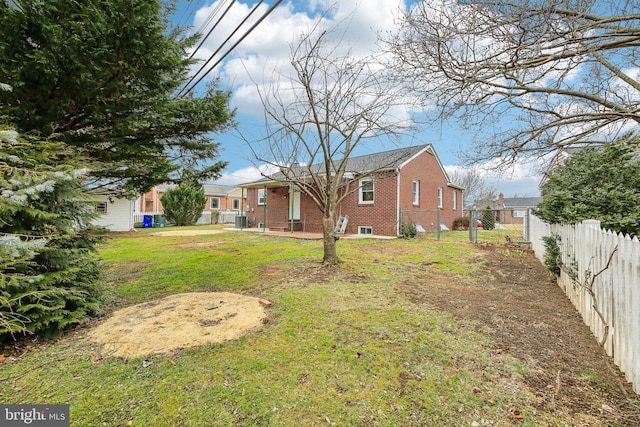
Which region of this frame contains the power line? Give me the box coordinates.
[177,0,283,97]
[189,0,237,61]
[177,0,265,96]
[175,0,206,29]
[193,0,230,36]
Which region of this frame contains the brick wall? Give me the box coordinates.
[338,171,399,236]
[398,150,461,231]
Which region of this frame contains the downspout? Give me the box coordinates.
[396,168,401,237]
[240,187,245,230]
[289,183,294,233]
[263,185,267,232]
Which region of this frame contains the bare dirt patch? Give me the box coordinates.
[149,229,226,237]
[398,249,640,425]
[87,292,268,358]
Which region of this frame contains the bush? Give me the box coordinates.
[401,221,418,238]
[536,136,640,237]
[161,181,207,226]
[481,207,495,230]
[542,234,562,278]
[453,217,470,230]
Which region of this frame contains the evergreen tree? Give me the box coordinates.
[161,182,207,226]
[1,119,103,341]
[481,206,495,230]
[0,0,233,195]
[537,136,640,237]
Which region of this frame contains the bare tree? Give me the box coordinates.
[385,0,640,165]
[448,167,497,209]
[250,23,411,264]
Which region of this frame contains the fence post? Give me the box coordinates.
[469,209,478,244]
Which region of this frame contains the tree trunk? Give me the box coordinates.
[322,214,339,265]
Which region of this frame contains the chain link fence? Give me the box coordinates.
[469,209,530,244]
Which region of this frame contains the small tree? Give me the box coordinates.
[250,21,412,264]
[161,182,207,226]
[481,206,496,230]
[536,136,640,236]
[449,167,497,209]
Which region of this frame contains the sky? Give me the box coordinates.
[170,0,544,197]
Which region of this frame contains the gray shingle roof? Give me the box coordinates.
[242,144,434,186]
[503,197,541,208]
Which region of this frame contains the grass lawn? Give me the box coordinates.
[0,225,629,426]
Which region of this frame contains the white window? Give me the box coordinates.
[232,198,240,210]
[358,226,373,235]
[95,202,108,213]
[359,179,374,204]
[258,189,266,205]
[210,197,220,209]
[412,180,420,205]
[437,187,443,209]
[452,190,457,210]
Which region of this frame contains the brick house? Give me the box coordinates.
[138,184,244,214]
[240,144,463,237]
[136,183,245,225]
[475,193,541,225]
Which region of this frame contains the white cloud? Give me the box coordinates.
[444,155,547,197]
[189,0,408,119]
[214,163,281,186]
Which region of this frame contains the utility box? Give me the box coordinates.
[153,215,166,228]
[235,215,247,228]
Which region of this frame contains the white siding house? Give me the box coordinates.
[90,194,135,232]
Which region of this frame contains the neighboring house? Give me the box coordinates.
[476,193,541,225]
[89,192,135,232]
[240,144,464,237]
[136,183,245,224]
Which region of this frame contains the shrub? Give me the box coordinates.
[453,216,469,230]
[401,221,418,238]
[542,234,562,278]
[161,181,207,226]
[481,206,495,230]
[536,136,640,237]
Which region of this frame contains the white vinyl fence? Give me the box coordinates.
[529,215,640,394]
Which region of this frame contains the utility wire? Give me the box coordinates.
[189,0,237,60]
[175,0,206,29]
[178,0,283,97]
[178,0,265,96]
[193,0,229,36]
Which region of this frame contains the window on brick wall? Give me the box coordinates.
[232,198,240,210]
[258,189,266,205]
[358,226,373,235]
[452,190,457,210]
[359,179,374,204]
[412,180,420,205]
[437,187,443,209]
[210,197,220,209]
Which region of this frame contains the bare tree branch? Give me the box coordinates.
[385,0,640,165]
[246,19,413,263]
